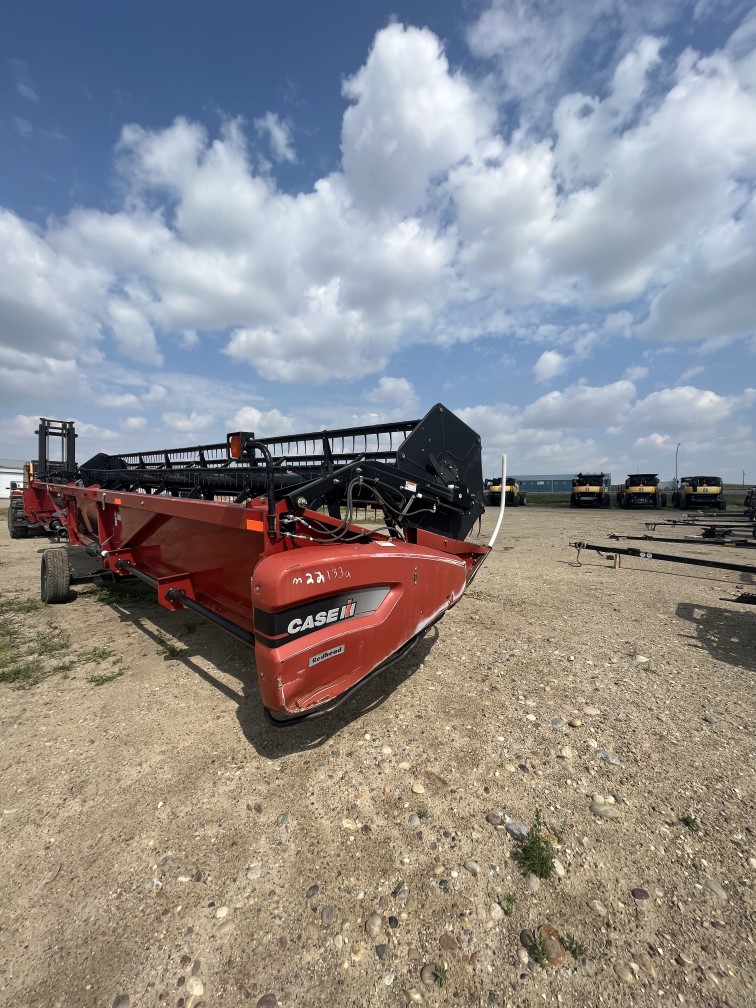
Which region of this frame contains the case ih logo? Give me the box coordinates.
[288,599,356,636]
[254,587,390,648]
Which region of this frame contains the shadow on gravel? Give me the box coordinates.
[88,584,438,758]
[676,601,756,672]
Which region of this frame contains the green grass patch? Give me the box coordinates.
[680,813,700,832]
[0,596,44,615]
[0,660,40,687]
[36,629,71,657]
[496,892,517,916]
[79,646,114,664]
[520,808,556,880]
[88,669,124,686]
[90,580,153,604]
[564,933,587,959]
[156,632,184,660]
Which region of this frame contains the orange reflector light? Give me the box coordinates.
[229,434,243,459]
[246,519,264,532]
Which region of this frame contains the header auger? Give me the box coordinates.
[18,406,491,725]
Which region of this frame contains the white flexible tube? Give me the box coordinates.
[487,453,506,548]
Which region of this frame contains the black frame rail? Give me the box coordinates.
[570,540,756,581]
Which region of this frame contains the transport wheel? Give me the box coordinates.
[519,493,527,506]
[40,549,71,604]
[7,506,28,539]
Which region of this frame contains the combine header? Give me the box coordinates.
[19,407,490,724]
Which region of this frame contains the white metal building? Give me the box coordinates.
[0,459,25,500]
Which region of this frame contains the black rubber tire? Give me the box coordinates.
[603,496,611,508]
[661,493,667,508]
[7,505,28,539]
[718,499,727,511]
[40,549,71,604]
[519,493,527,506]
[508,495,519,507]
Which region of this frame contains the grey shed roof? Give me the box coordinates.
[0,459,26,469]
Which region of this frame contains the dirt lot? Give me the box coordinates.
[1,507,754,1008]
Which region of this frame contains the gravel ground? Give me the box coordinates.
[0,506,754,1008]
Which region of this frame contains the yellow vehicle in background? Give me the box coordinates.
[485,476,527,507]
[616,473,667,509]
[672,476,726,510]
[570,473,611,508]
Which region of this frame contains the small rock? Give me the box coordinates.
[505,822,529,842]
[634,950,657,978]
[588,899,607,917]
[568,718,582,728]
[246,864,262,880]
[215,905,229,919]
[520,929,535,949]
[517,948,529,966]
[676,952,695,967]
[559,746,574,759]
[420,964,440,987]
[404,988,424,1004]
[551,718,567,728]
[112,997,130,1008]
[553,859,565,878]
[376,943,390,961]
[388,915,399,928]
[537,923,566,966]
[383,971,395,986]
[305,884,319,900]
[218,920,236,936]
[365,913,383,938]
[705,879,727,901]
[321,906,334,927]
[334,934,343,950]
[485,812,502,827]
[634,655,649,664]
[703,715,715,724]
[185,978,204,997]
[408,813,420,827]
[440,932,458,951]
[526,873,540,893]
[590,802,621,820]
[412,783,426,795]
[584,705,601,715]
[631,888,650,901]
[583,959,596,975]
[597,750,621,765]
[613,961,635,984]
[275,812,288,826]
[463,860,480,877]
[256,996,277,1008]
[489,902,504,922]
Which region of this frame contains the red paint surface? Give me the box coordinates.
[23,481,489,717]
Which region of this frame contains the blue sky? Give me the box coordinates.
[1,0,755,482]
